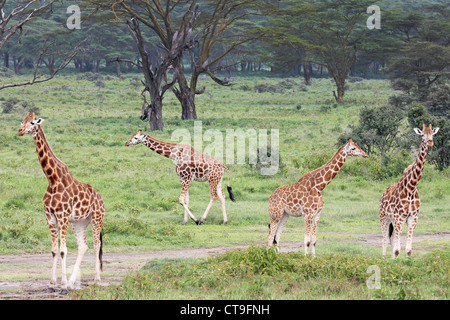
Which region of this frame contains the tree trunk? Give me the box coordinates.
[303,62,312,85]
[174,76,197,120]
[144,93,164,131]
[115,60,121,78]
[4,52,9,68]
[47,57,55,75]
[148,101,164,131]
[173,58,197,120]
[334,79,345,104]
[13,55,24,74]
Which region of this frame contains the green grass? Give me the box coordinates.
[70,246,449,300]
[0,73,449,299]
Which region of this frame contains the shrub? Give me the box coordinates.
[254,83,285,93]
[2,97,19,113]
[337,104,404,161]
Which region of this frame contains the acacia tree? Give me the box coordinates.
[264,0,375,103]
[90,0,201,131]
[90,0,261,128]
[0,0,82,90]
[385,5,450,102]
[173,0,261,119]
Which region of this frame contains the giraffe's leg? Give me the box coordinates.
[46,212,58,291]
[179,180,198,224]
[310,209,322,257]
[68,218,90,290]
[217,180,227,224]
[380,214,390,257]
[392,218,405,258]
[200,197,216,224]
[405,213,418,257]
[274,212,289,245]
[91,210,104,282]
[182,191,189,225]
[59,219,69,293]
[304,212,314,256]
[200,179,220,224]
[268,207,283,246]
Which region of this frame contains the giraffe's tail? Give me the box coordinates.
[99,232,103,272]
[388,223,394,240]
[223,164,236,202]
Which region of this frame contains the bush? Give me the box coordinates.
[338,104,404,161]
[254,83,285,93]
[76,72,103,81]
[425,83,450,117]
[277,78,297,90]
[2,97,19,113]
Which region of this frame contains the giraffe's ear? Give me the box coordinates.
[432,127,439,135]
[31,118,44,126]
[413,128,423,135]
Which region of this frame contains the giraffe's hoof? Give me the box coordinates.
[181,220,187,225]
[195,220,200,225]
[60,289,69,295]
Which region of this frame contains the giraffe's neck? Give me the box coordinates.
[144,135,177,158]
[33,127,69,185]
[305,144,347,191]
[399,141,428,192]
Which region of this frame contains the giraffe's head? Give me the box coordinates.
[413,124,439,147]
[125,130,147,146]
[344,138,369,158]
[18,112,44,136]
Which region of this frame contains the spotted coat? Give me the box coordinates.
[18,112,104,293]
[268,139,368,256]
[379,124,439,258]
[125,130,235,225]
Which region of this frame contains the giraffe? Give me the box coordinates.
[268,138,368,256]
[125,130,235,225]
[18,112,105,294]
[379,124,439,258]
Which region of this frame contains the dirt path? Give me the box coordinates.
[1,232,449,300]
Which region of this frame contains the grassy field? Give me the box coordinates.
[0,73,448,299]
[71,246,449,300]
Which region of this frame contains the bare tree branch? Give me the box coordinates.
[0,0,57,50]
[0,38,87,90]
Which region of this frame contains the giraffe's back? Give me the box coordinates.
[174,144,225,183]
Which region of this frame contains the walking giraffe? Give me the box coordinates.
[379,124,439,258]
[125,130,235,225]
[268,138,368,256]
[18,112,105,294]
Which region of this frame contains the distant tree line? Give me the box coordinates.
[0,1,448,169]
